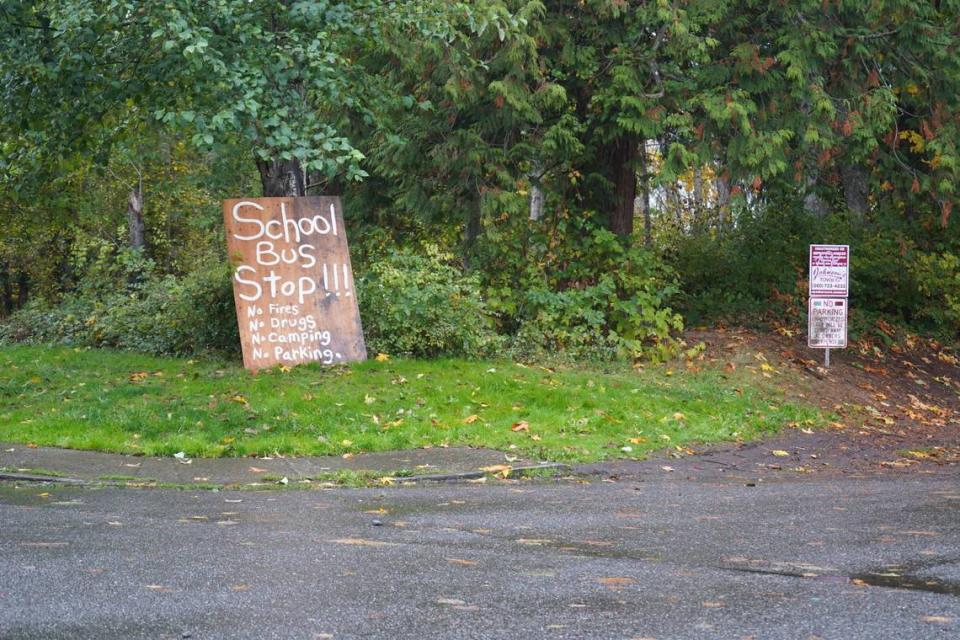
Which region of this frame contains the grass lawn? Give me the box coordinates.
[0,345,822,462]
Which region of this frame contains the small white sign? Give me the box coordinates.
[808,298,847,348]
[809,244,849,298]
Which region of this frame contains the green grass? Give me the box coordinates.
[0,345,822,462]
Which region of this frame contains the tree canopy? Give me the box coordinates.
[2,0,960,354]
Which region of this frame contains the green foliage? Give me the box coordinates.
[476,210,684,361]
[670,204,818,326]
[911,252,960,338]
[669,193,960,342]
[0,0,483,190]
[0,254,238,356]
[357,249,499,358]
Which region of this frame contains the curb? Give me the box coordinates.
[387,463,572,484]
[0,472,87,485]
[0,463,573,488]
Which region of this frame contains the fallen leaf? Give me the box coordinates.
[463,414,480,424]
[597,577,636,586]
[374,353,390,362]
[128,372,148,382]
[480,464,512,478]
[661,466,674,472]
[329,538,398,547]
[248,466,268,473]
[144,584,174,592]
[436,598,467,606]
[511,421,530,432]
[446,558,478,567]
[772,450,790,457]
[921,615,954,625]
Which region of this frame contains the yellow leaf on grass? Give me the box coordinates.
[511,421,530,432]
[463,414,480,424]
[374,353,390,362]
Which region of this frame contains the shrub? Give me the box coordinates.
[910,251,960,339]
[0,257,238,356]
[473,210,684,362]
[356,249,499,357]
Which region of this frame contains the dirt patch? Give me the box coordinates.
[589,328,960,482]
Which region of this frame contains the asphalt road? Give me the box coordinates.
[1,475,958,639]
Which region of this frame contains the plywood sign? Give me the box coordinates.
[223,197,367,370]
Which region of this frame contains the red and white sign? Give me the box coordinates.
[809,244,849,297]
[808,298,847,348]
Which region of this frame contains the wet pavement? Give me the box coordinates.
[1,474,958,639]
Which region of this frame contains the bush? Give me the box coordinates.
[511,247,684,362]
[474,211,684,362]
[911,251,960,340]
[357,249,499,357]
[0,256,239,356]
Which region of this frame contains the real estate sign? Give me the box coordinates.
[223,197,367,371]
[809,244,849,298]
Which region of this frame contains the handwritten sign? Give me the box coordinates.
[808,298,847,349]
[223,197,366,370]
[809,244,849,297]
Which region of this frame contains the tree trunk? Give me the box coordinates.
[803,174,830,218]
[692,167,705,231]
[842,164,869,220]
[528,160,545,222]
[463,200,482,270]
[16,270,28,308]
[606,135,638,239]
[257,158,306,197]
[0,260,12,316]
[639,141,652,247]
[715,172,731,229]
[127,186,145,251]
